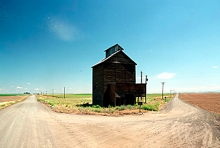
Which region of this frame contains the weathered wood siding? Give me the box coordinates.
[106,51,136,64]
[103,63,135,86]
[92,64,104,106]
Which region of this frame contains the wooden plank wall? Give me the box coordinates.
[92,64,104,106]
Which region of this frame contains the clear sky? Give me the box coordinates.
[0,0,220,94]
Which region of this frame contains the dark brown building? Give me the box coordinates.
[92,44,146,107]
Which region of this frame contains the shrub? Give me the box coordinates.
[115,105,126,111]
[103,108,115,114]
[37,98,45,101]
[165,98,170,102]
[92,105,101,108]
[48,101,55,106]
[92,108,102,113]
[142,103,159,111]
[126,104,133,110]
[109,108,115,114]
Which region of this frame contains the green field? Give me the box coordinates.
[37,93,172,115]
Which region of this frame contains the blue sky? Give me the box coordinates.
[0,0,220,94]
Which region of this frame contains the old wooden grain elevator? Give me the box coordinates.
[92,44,146,107]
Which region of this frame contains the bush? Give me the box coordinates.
[165,98,170,102]
[126,105,133,110]
[92,108,102,113]
[48,101,55,106]
[115,105,126,111]
[37,98,45,101]
[142,103,159,111]
[92,105,101,108]
[109,108,115,114]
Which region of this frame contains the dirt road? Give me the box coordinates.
[0,95,219,148]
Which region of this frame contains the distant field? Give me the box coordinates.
[0,94,26,96]
[37,93,171,115]
[0,94,29,110]
[179,93,220,114]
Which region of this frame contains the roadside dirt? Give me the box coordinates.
[0,96,27,110]
[0,95,219,148]
[0,96,26,102]
[179,93,220,114]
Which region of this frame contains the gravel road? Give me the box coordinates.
[0,95,219,148]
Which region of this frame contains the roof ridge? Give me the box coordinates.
[92,50,136,68]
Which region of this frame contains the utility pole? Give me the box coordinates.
[64,87,66,99]
[145,75,148,103]
[161,82,165,100]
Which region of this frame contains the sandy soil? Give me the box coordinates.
[0,94,219,148]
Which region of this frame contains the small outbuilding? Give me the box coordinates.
[92,44,146,107]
